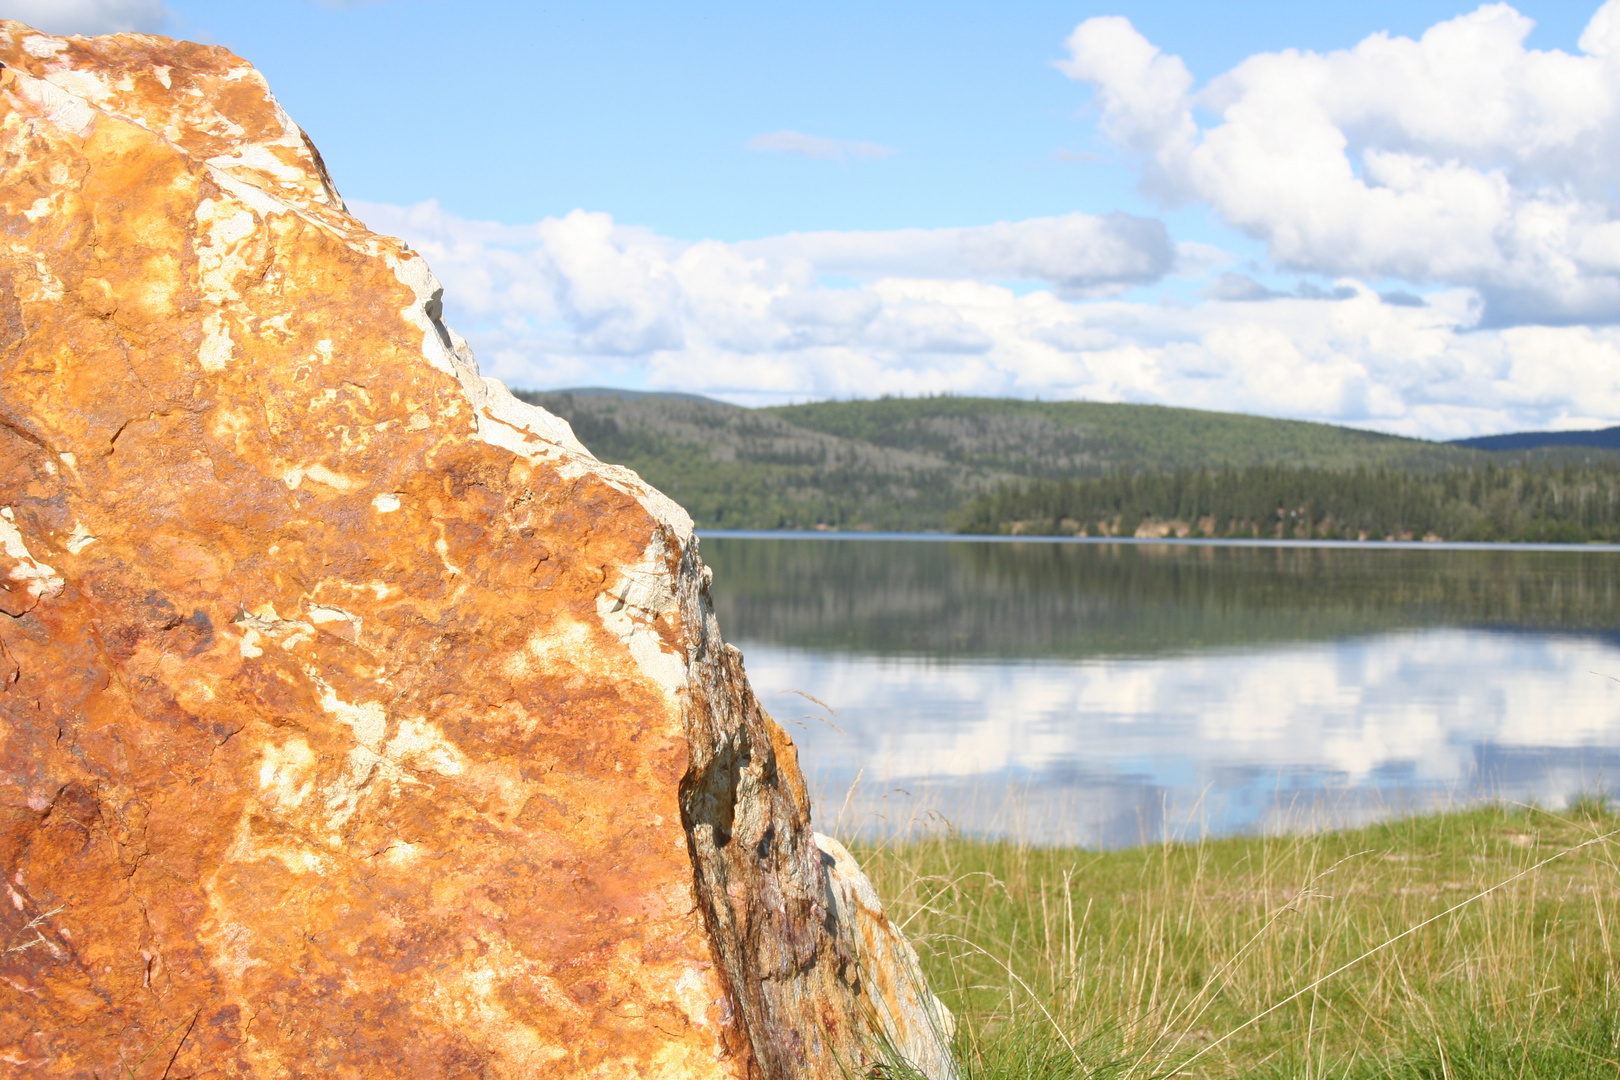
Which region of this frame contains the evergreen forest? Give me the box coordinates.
[954,462,1620,543]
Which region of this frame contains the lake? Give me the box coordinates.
[699,534,1620,848]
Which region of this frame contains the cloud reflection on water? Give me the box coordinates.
[737,629,1620,847]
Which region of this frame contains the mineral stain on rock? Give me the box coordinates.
[0,21,954,1079]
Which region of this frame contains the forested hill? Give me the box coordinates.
[764,397,1471,475]
[1449,425,1620,452]
[513,389,1618,532]
[515,389,996,530]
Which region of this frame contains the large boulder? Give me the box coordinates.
[0,22,953,1079]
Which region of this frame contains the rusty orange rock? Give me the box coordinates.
[0,22,952,1080]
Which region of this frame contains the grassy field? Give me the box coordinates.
[851,801,1620,1078]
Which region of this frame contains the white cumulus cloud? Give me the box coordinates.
[1059,1,1620,326]
[746,130,898,160]
[1,0,167,35]
[355,200,1620,438]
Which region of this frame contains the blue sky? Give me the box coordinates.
[11,0,1620,436]
[155,0,1590,239]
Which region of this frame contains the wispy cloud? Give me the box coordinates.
[3,0,167,35]
[745,129,898,161]
[740,212,1175,295]
[1202,274,1364,304]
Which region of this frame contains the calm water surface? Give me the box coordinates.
[700,536,1620,847]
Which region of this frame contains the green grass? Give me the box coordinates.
[850,802,1620,1078]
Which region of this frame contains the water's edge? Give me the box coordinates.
[700,530,1620,553]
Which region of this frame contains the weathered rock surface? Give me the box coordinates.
[0,22,953,1079]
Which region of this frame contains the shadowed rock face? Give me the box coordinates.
[0,22,951,1079]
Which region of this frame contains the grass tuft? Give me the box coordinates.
[852,804,1620,1078]
[1565,790,1614,822]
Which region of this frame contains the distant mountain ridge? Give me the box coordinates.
[515,391,1620,531]
[1449,426,1620,451]
[545,385,725,405]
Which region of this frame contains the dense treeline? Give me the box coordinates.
[954,463,1620,543]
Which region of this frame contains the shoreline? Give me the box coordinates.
[699,529,1620,553]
